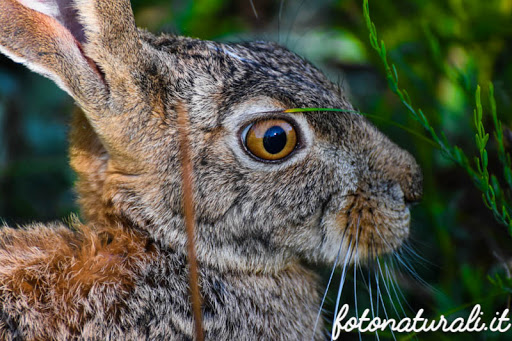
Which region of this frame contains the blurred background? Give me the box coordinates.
[1,0,512,339]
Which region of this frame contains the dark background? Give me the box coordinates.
[1,0,512,339]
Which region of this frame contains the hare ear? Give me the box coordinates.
[1,0,149,116]
[0,0,107,108]
[73,0,154,117]
[75,0,144,72]
[1,0,156,158]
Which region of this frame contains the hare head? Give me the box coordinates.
[0,0,422,273]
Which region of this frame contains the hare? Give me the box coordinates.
[0,0,422,340]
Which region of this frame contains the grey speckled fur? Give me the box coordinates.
[0,0,422,340]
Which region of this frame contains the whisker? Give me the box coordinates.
[278,0,285,42]
[249,0,259,19]
[377,257,401,319]
[384,262,420,341]
[386,260,418,315]
[285,0,307,46]
[369,216,428,341]
[375,264,380,318]
[377,222,434,282]
[332,240,354,336]
[312,209,354,340]
[369,221,432,296]
[367,220,399,340]
[331,213,360,340]
[392,252,432,289]
[398,241,432,267]
[354,261,362,341]
[368,244,380,340]
[312,236,346,340]
[383,261,407,317]
[279,0,285,23]
[374,270,397,341]
[353,222,362,341]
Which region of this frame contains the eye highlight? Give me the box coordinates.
[241,119,298,161]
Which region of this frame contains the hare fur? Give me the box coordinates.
[0,0,422,340]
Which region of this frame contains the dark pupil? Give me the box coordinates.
[263,126,287,154]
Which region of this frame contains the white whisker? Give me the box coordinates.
[392,252,431,289]
[249,0,259,19]
[332,242,353,337]
[375,265,380,317]
[330,214,360,340]
[354,221,362,341]
[377,257,401,319]
[374,270,397,341]
[368,246,380,340]
[384,262,408,316]
[312,237,345,341]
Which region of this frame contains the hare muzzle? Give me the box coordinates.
[332,120,423,260]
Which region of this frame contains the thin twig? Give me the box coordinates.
[177,104,205,341]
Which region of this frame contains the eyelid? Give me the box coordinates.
[239,112,295,129]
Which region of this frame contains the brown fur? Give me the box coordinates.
[0,220,155,339]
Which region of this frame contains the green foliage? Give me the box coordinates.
[364,0,512,231]
[362,1,512,339]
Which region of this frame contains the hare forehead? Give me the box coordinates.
[154,38,337,98]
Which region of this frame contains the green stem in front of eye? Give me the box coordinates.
[284,108,355,114]
[283,107,438,148]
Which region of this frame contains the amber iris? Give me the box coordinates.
[244,119,297,161]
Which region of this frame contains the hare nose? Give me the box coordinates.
[374,143,423,204]
[396,155,423,203]
[362,127,423,204]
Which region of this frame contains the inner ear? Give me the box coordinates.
[17,0,86,44]
[0,0,107,107]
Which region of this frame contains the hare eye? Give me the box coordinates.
[242,119,298,161]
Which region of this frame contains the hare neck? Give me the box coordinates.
[138,243,323,340]
[76,204,325,338]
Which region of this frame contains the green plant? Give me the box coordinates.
[363,0,512,234]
